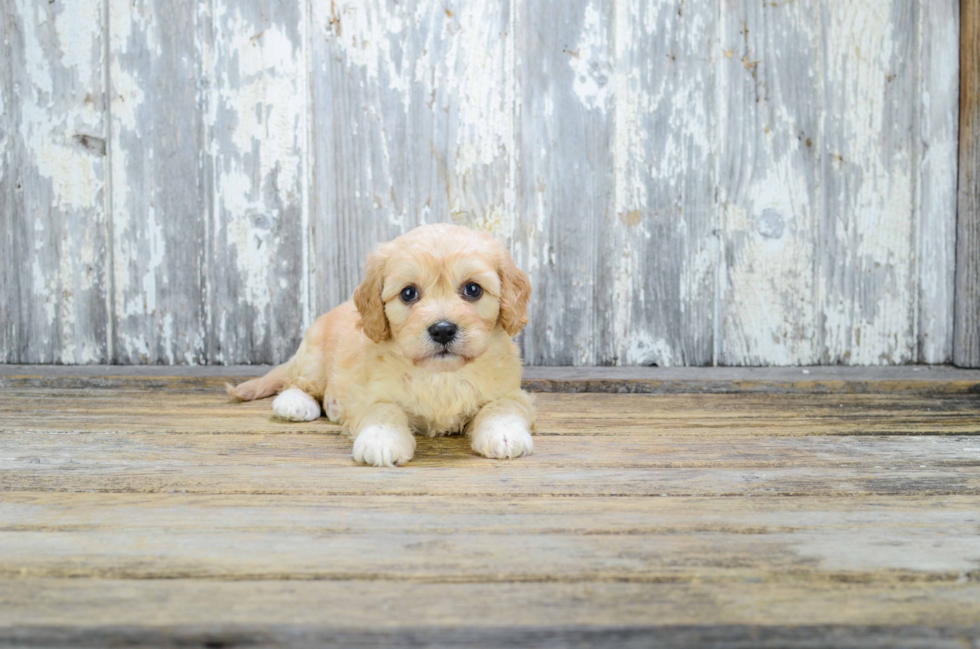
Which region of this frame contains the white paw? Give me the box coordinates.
[352,425,416,467]
[471,415,534,459]
[272,388,321,422]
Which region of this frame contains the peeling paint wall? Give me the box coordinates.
[0,0,961,366]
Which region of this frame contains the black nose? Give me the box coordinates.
[428,321,458,345]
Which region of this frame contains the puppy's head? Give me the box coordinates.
[353,224,531,372]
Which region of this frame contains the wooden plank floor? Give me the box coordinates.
[1,368,980,648]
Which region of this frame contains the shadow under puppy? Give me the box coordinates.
[227,224,535,467]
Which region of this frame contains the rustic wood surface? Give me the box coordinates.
[1,368,979,646]
[5,363,980,394]
[957,0,980,368]
[0,0,964,367]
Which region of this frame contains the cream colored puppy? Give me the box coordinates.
[227,224,535,467]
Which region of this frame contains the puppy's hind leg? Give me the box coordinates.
[226,364,288,402]
[272,388,322,422]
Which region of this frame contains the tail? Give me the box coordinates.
[225,364,289,402]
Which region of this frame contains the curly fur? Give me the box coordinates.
[227,224,535,466]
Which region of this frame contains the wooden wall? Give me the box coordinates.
[956,0,980,367]
[0,0,962,366]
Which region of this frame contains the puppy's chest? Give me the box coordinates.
[400,374,489,436]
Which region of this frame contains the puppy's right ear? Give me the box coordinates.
[353,252,391,343]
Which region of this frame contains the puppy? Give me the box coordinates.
[226,224,535,467]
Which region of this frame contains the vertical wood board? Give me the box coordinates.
[207,0,311,364]
[819,1,917,365]
[602,0,716,367]
[955,0,980,367]
[310,0,517,314]
[2,0,110,364]
[915,0,959,364]
[718,0,821,366]
[515,0,613,365]
[108,0,209,364]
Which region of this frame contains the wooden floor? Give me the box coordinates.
[2,367,980,648]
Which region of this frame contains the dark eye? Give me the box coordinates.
[462,282,483,300]
[400,286,419,303]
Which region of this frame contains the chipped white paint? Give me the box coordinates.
[3,0,108,364]
[915,0,960,363]
[209,0,310,364]
[718,0,821,366]
[820,0,916,365]
[108,0,207,364]
[311,0,516,316]
[1,0,963,366]
[569,3,613,113]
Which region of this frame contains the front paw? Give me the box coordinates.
[352,425,416,467]
[471,415,534,459]
[272,388,321,422]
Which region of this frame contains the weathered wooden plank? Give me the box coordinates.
[916,0,960,364]
[955,0,980,367]
[6,429,980,468]
[4,624,980,649]
[819,2,917,364]
[107,0,208,364]
[310,0,516,313]
[5,492,975,533]
[3,626,979,649]
[515,0,612,365]
[2,493,979,582]
[2,0,110,363]
[207,0,311,364]
[718,0,820,365]
[1,375,978,643]
[0,0,12,361]
[3,388,980,436]
[3,386,980,434]
[600,0,715,367]
[3,429,979,496]
[4,364,980,394]
[2,579,979,632]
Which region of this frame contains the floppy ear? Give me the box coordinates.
[353,251,391,343]
[497,245,532,336]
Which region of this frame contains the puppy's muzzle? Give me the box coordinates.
[428,320,458,346]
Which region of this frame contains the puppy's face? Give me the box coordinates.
[353,225,531,373]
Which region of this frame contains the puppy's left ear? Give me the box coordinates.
[497,244,532,336]
[353,251,391,343]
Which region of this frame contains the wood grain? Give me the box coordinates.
[4,386,980,432]
[2,493,979,582]
[207,0,311,364]
[1,0,966,367]
[3,579,978,635]
[916,0,960,363]
[0,2,10,363]
[5,364,980,394]
[604,0,715,366]
[719,0,820,365]
[310,0,516,314]
[956,0,980,367]
[515,0,612,365]
[2,390,980,499]
[2,0,110,364]
[820,1,916,364]
[2,372,979,642]
[108,0,209,364]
